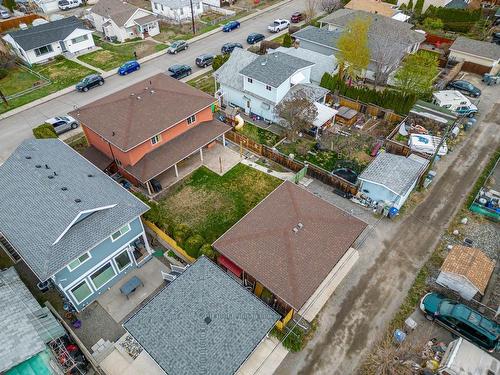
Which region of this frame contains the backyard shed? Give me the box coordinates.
[358,152,429,209]
[335,106,359,126]
[449,36,500,74]
[436,245,495,301]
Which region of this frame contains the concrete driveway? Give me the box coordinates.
[274,77,500,375]
[0,0,308,163]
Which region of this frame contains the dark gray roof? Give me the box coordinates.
[0,268,65,372]
[6,16,87,51]
[124,256,279,375]
[214,48,258,91]
[450,36,500,61]
[0,140,149,281]
[359,152,428,196]
[239,51,314,88]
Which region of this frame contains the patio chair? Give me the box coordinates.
[161,271,177,282]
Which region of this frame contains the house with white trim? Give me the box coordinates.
[3,16,95,65]
[0,139,151,312]
[91,0,159,42]
[150,0,204,22]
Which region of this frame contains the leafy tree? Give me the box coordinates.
[407,0,414,11]
[199,244,217,260]
[274,89,318,142]
[32,124,58,139]
[212,54,230,71]
[173,223,192,246]
[304,0,318,24]
[422,17,444,30]
[394,51,439,97]
[184,234,205,258]
[3,0,15,11]
[414,0,424,15]
[282,33,292,48]
[336,16,371,83]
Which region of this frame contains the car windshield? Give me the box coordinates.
[171,42,179,47]
[464,83,474,90]
[60,116,69,121]
[169,65,180,72]
[273,21,280,25]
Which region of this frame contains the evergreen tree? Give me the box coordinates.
[282,33,292,48]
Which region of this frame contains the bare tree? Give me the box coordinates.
[320,0,341,13]
[304,0,318,24]
[370,37,403,87]
[275,90,318,142]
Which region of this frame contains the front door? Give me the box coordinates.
[59,41,67,52]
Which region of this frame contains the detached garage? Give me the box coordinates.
[449,36,500,74]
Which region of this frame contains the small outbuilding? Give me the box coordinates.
[436,245,495,301]
[449,36,500,74]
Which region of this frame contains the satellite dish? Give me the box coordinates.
[32,18,49,27]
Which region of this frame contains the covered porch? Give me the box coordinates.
[133,15,160,39]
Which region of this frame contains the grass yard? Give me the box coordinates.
[157,164,281,244]
[66,134,89,153]
[236,122,283,147]
[187,71,216,95]
[78,36,167,71]
[0,57,96,115]
[0,65,46,96]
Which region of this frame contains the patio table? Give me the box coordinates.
[120,276,144,299]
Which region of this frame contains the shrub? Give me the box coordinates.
[423,17,444,30]
[199,244,216,260]
[173,223,192,246]
[0,67,8,80]
[32,124,57,139]
[282,33,293,48]
[212,54,230,71]
[270,325,305,352]
[184,234,205,258]
[424,6,480,32]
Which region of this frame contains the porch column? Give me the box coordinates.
[174,163,179,177]
[222,133,226,147]
[199,148,204,162]
[146,181,153,195]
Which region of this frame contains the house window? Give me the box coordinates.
[114,249,132,272]
[180,7,184,15]
[151,134,161,145]
[187,114,196,125]
[111,223,131,241]
[70,280,93,304]
[161,4,164,10]
[247,77,253,83]
[266,85,272,91]
[90,262,116,290]
[154,2,158,9]
[67,252,91,271]
[34,44,53,57]
[71,34,89,44]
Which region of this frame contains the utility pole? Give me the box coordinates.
[189,0,196,34]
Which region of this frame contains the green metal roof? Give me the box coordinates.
[410,100,457,127]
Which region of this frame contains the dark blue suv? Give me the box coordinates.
[167,64,192,79]
[247,33,265,44]
[222,20,240,32]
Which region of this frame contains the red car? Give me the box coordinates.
[291,12,303,23]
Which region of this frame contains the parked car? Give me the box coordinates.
[45,116,79,135]
[0,8,11,18]
[420,292,500,352]
[222,20,240,32]
[75,74,104,92]
[58,0,81,10]
[290,12,303,23]
[167,64,192,79]
[167,40,188,54]
[247,32,265,44]
[118,60,140,75]
[446,80,481,98]
[492,32,500,45]
[195,53,214,68]
[268,19,290,33]
[221,42,243,54]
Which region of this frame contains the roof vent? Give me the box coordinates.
[87,174,94,178]
[297,223,303,229]
[292,227,299,233]
[150,90,155,94]
[25,156,32,159]
[74,198,81,203]
[130,93,135,97]
[137,96,142,100]
[48,175,54,179]
[35,165,41,168]
[112,131,115,136]
[204,317,212,325]
[45,164,50,169]
[54,171,58,176]
[61,187,68,191]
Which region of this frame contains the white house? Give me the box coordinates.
[3,16,95,65]
[449,36,500,74]
[358,152,428,209]
[91,0,159,42]
[215,48,335,126]
[436,245,495,301]
[151,0,203,22]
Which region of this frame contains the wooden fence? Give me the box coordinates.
[0,14,44,33]
[336,95,404,123]
[225,131,359,195]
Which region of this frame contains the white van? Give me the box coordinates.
[432,90,478,118]
[58,0,82,10]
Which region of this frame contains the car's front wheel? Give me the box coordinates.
[98,80,104,86]
[83,87,89,92]
[71,123,78,129]
[425,314,434,321]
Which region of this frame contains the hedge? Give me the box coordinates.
[424,6,481,32]
[320,73,417,114]
[32,124,57,139]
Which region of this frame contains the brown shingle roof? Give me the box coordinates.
[213,181,367,310]
[70,73,216,151]
[91,0,138,26]
[441,245,495,294]
[81,146,113,171]
[124,119,231,182]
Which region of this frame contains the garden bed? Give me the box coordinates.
[235,122,282,147]
[187,71,216,95]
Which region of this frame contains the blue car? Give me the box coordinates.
[222,20,240,32]
[118,60,140,75]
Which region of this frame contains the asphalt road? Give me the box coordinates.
[0,0,306,163]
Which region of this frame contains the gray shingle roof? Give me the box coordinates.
[292,25,342,51]
[123,256,279,375]
[153,0,201,8]
[0,268,64,372]
[92,0,139,26]
[214,48,258,91]
[281,82,329,103]
[450,36,500,61]
[359,152,428,196]
[6,16,87,51]
[0,140,149,281]
[239,51,314,88]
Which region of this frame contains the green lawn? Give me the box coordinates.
[157,164,281,244]
[236,122,283,147]
[0,57,96,115]
[0,65,45,96]
[187,71,216,95]
[78,36,167,71]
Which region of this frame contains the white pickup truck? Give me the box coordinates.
[267,19,290,33]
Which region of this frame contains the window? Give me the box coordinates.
[247,77,253,83]
[111,223,131,241]
[187,114,196,125]
[114,250,131,272]
[161,4,163,10]
[90,262,116,290]
[154,2,158,9]
[71,34,89,44]
[67,252,91,271]
[180,7,184,14]
[34,44,53,57]
[151,134,161,145]
[266,85,272,91]
[70,280,93,304]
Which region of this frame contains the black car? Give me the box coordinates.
[167,64,192,79]
[221,42,243,54]
[195,54,214,68]
[75,74,104,92]
[492,32,500,45]
[446,80,481,98]
[247,32,265,44]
